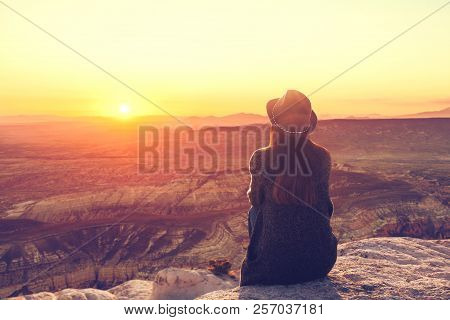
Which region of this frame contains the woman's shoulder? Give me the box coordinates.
[251,146,270,158]
[249,147,269,173]
[308,140,331,163]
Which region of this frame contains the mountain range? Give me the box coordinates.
[1,107,449,126]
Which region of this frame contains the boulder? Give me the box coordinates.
[108,280,154,300]
[152,267,238,299]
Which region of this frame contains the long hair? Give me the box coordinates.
[267,125,317,206]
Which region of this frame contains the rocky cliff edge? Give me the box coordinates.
[10,237,449,300]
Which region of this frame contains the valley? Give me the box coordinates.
[0,118,448,298]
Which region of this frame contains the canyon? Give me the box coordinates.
[0,118,449,298]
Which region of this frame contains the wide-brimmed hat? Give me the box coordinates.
[266,90,317,134]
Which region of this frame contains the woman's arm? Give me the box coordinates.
[247,150,264,206]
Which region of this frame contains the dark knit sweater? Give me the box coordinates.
[240,140,338,286]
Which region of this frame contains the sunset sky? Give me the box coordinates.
[1,0,449,118]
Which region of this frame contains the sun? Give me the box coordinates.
[119,104,131,116]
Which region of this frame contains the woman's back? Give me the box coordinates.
[240,140,337,286]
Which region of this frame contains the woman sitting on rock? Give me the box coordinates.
[240,90,338,286]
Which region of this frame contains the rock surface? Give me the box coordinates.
[11,288,116,300]
[197,237,450,300]
[9,268,237,300]
[108,280,154,300]
[8,237,450,300]
[152,267,237,299]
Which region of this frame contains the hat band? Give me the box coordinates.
[271,104,311,134]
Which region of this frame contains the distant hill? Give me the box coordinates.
[397,107,450,119]
[183,113,267,127]
[1,107,449,127]
[0,113,269,127]
[0,115,73,123]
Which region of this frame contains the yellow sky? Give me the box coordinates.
[0,0,449,118]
